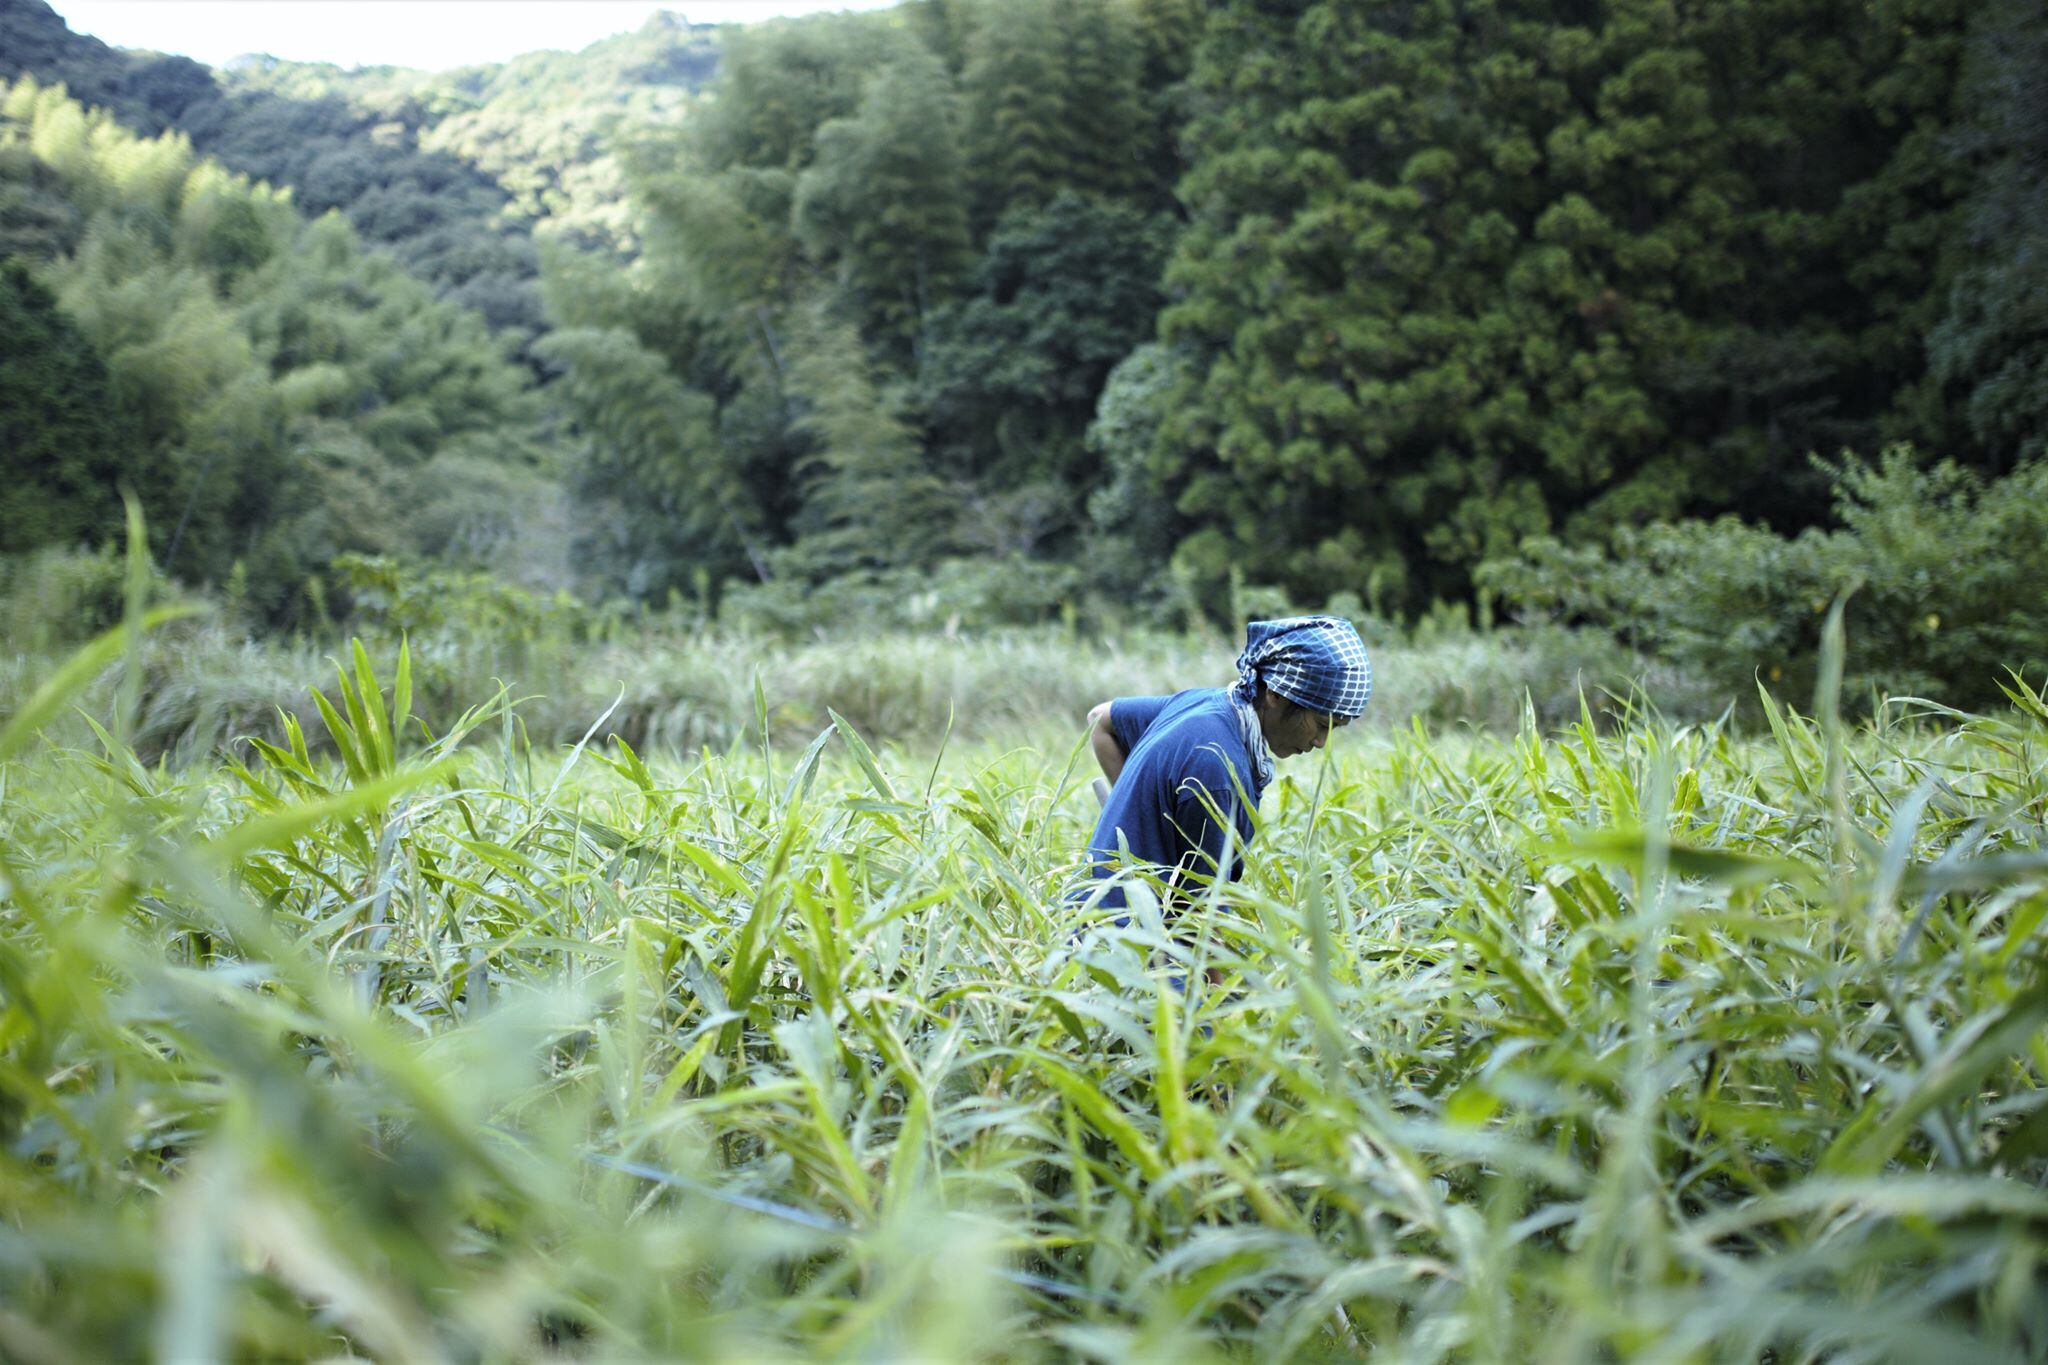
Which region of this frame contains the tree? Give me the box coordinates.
[0,130,82,257]
[6,0,725,370]
[1156,0,1975,612]
[905,0,974,75]
[780,306,954,578]
[0,261,154,551]
[792,47,971,349]
[1926,0,2048,469]
[689,14,890,173]
[958,0,1067,232]
[921,192,1171,547]
[1084,340,1196,597]
[533,325,772,594]
[621,155,800,381]
[1053,0,1148,203]
[4,79,561,615]
[1127,0,1206,214]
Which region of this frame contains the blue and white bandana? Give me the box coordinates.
[1228,615,1374,721]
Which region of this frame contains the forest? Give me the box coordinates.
[2,0,2042,698]
[2,1,2047,1357]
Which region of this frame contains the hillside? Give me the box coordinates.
[0,0,719,343]
[222,13,717,253]
[0,77,565,616]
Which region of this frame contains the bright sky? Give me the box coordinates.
[50,1,904,71]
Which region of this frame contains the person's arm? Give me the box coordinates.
[1088,701,1126,785]
[1170,780,1228,894]
[1169,754,1253,896]
[1167,762,1247,985]
[1092,694,1173,788]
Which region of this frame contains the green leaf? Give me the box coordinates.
[204,760,454,866]
[1545,826,1819,890]
[828,709,896,802]
[1822,979,2048,1175]
[781,723,836,813]
[0,606,197,762]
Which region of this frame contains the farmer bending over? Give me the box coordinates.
[1081,615,1372,911]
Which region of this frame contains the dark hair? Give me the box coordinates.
[1252,680,1307,716]
[1255,683,1341,723]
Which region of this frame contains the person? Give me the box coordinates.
[1079,615,1372,913]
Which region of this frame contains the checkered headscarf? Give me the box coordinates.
[1229,616,1373,719]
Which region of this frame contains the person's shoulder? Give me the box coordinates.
[1174,735,1259,813]
[1181,737,1244,778]
[1167,700,1252,773]
[1144,689,1230,740]
[1160,686,1233,721]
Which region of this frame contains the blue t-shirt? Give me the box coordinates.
[1083,687,1265,908]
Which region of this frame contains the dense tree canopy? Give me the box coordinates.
[1141,0,1978,609]
[1927,0,2048,469]
[540,0,1199,600]
[0,260,153,551]
[0,0,719,350]
[531,0,2036,618]
[4,0,2044,631]
[0,78,559,618]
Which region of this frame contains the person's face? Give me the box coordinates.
[1257,692,1347,758]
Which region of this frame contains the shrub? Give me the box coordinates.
[333,553,601,644]
[717,555,1084,637]
[0,541,136,652]
[1483,448,2048,708]
[1,546,1702,762]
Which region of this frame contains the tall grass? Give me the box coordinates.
[1,607,2044,1357]
[2,609,1695,765]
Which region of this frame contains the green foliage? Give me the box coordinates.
[923,193,1171,553]
[531,322,757,591]
[687,13,890,174]
[3,0,724,349]
[0,78,563,618]
[3,620,2046,1356]
[544,0,1190,601]
[958,0,1066,230]
[0,0,169,130]
[719,555,1081,640]
[780,307,955,579]
[13,0,2045,642]
[1051,0,1150,204]
[1926,0,2048,467]
[958,0,1156,231]
[331,553,596,645]
[793,46,971,345]
[0,260,154,551]
[0,541,133,651]
[540,15,935,599]
[406,13,719,253]
[1156,0,1982,611]
[1485,448,2048,708]
[1084,341,1196,597]
[2,544,1693,764]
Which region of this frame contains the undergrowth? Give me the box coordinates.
[0,566,2043,1359]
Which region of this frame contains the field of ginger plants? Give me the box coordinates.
[1,603,2045,1361]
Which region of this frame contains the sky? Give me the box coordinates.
[49,1,903,72]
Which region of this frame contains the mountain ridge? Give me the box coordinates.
[1,0,722,342]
